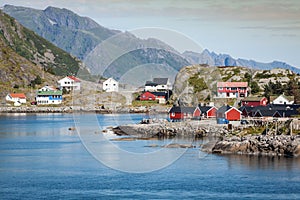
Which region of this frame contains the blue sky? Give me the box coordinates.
[1,0,300,67]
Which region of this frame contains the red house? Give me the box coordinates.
[217,105,241,121]
[198,106,217,118]
[169,106,201,121]
[140,91,156,101]
[217,82,249,98]
[241,97,268,107]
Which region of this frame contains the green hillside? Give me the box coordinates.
[0,10,86,76]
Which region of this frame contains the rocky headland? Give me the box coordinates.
[111,119,300,157]
[204,134,300,157]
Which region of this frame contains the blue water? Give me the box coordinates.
[0,113,300,199]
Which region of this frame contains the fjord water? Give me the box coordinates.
[0,114,300,199]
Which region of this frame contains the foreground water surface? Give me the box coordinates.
[0,113,300,199]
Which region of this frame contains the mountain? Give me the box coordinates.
[3,4,120,60]
[0,10,58,96]
[183,49,300,74]
[4,4,299,78]
[0,8,89,77]
[3,5,190,79]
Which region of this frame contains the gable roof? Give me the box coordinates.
[271,94,294,102]
[9,93,26,98]
[37,90,63,96]
[153,78,169,85]
[217,82,248,88]
[68,76,81,82]
[217,105,232,114]
[198,106,214,113]
[104,77,118,84]
[39,85,57,91]
[241,96,266,102]
[169,106,197,113]
[280,94,294,102]
[254,110,281,117]
[145,81,158,86]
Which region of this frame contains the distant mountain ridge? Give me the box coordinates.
[183,50,300,74]
[3,4,189,79]
[3,4,299,77]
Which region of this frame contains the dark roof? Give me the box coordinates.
[254,110,280,117]
[145,81,158,86]
[217,105,232,114]
[153,78,168,85]
[169,106,197,113]
[198,106,213,113]
[151,92,167,96]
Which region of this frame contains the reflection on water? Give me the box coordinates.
[225,154,300,171]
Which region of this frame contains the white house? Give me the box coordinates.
[103,78,119,92]
[38,85,57,92]
[271,94,294,105]
[58,76,81,91]
[36,90,63,105]
[5,93,27,104]
[144,78,172,92]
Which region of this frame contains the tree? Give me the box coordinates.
[250,81,260,94]
[244,72,251,83]
[30,75,43,88]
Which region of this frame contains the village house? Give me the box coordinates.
[139,91,170,104]
[271,94,294,105]
[58,76,81,91]
[217,105,242,122]
[217,82,249,98]
[239,104,300,118]
[5,93,27,105]
[169,106,201,121]
[36,90,63,105]
[198,105,217,118]
[144,78,172,92]
[103,77,119,92]
[241,97,268,107]
[38,85,57,92]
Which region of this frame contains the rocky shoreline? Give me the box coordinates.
[111,119,300,157]
[111,120,227,138]
[0,106,159,114]
[205,134,300,157]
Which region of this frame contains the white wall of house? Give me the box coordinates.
[58,77,80,91]
[103,78,119,92]
[217,92,238,98]
[5,95,26,104]
[273,95,294,105]
[36,96,62,105]
[38,86,56,92]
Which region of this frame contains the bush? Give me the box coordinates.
[188,73,208,93]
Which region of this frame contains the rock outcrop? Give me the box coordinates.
[210,135,300,157]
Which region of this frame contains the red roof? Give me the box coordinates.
[10,93,26,98]
[217,82,248,87]
[68,76,81,82]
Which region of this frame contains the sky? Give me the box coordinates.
[0,0,300,67]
